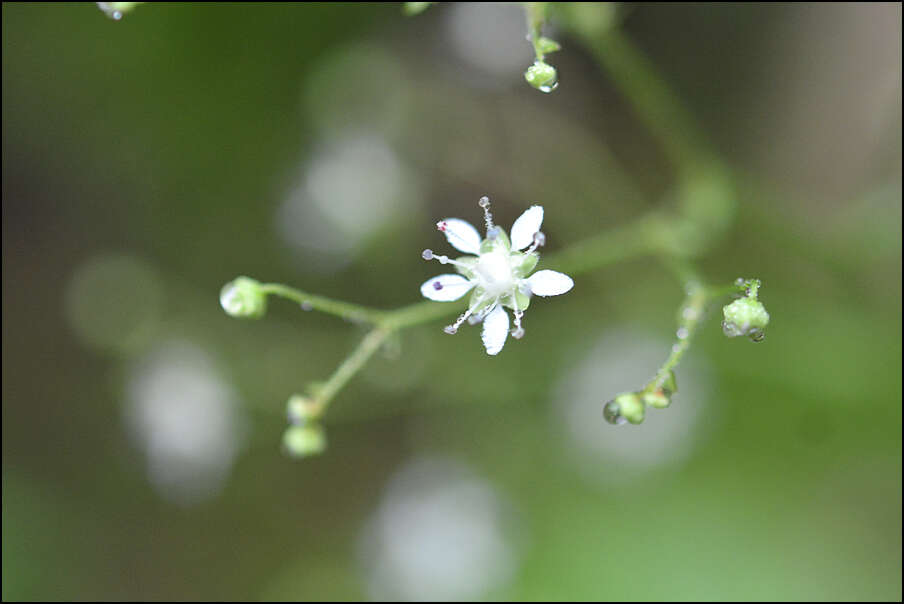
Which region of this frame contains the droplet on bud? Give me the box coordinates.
[748,328,765,343]
[524,60,558,93]
[603,400,626,425]
[422,249,433,260]
[220,276,267,319]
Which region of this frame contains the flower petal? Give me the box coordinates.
[481,304,509,355]
[436,218,482,254]
[526,270,574,296]
[420,274,474,301]
[510,205,544,250]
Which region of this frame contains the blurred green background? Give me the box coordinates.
[2,2,901,601]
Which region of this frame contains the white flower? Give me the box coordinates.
[420,197,574,355]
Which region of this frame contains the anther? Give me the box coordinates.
[526,231,546,254]
[422,249,433,260]
[433,281,443,291]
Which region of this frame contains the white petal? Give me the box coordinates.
[481,304,509,355]
[526,270,574,296]
[420,274,474,301]
[510,205,544,250]
[437,218,482,254]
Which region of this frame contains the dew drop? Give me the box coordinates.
[511,327,525,339]
[748,328,765,343]
[422,249,433,260]
[300,301,313,311]
[443,325,457,335]
[676,327,689,340]
[722,320,746,337]
[603,400,626,425]
[478,196,490,208]
[537,81,558,94]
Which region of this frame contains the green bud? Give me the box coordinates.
[722,297,769,341]
[287,394,319,425]
[536,36,562,55]
[660,370,677,396]
[615,392,645,424]
[283,424,327,458]
[220,276,267,319]
[524,60,558,93]
[403,2,435,16]
[97,2,143,20]
[642,389,671,409]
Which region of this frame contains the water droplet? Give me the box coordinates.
[676,327,689,340]
[422,249,433,260]
[300,301,313,311]
[443,325,457,335]
[537,81,558,93]
[722,320,744,337]
[681,306,698,321]
[748,328,765,343]
[603,400,626,425]
[511,327,525,339]
[734,277,746,287]
[671,343,681,353]
[478,196,490,208]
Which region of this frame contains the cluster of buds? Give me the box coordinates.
[722,278,770,342]
[282,394,326,458]
[603,371,677,425]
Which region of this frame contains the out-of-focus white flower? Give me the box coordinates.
[420,197,573,355]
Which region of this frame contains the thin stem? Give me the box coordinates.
[306,327,392,420]
[642,264,747,394]
[259,283,389,325]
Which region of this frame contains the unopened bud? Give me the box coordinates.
[220,276,266,319]
[282,424,326,458]
[524,60,558,93]
[287,394,319,424]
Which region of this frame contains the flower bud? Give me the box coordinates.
[722,297,769,341]
[287,394,319,425]
[283,424,326,458]
[604,392,646,425]
[642,389,671,409]
[524,61,558,93]
[220,276,267,319]
[97,2,143,20]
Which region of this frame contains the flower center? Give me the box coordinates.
[475,251,515,297]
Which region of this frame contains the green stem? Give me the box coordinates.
[307,327,392,420]
[259,283,388,325]
[642,265,747,394]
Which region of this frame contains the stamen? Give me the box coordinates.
[444,297,487,334]
[478,196,495,232]
[511,305,525,339]
[525,231,546,254]
[422,252,470,269]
